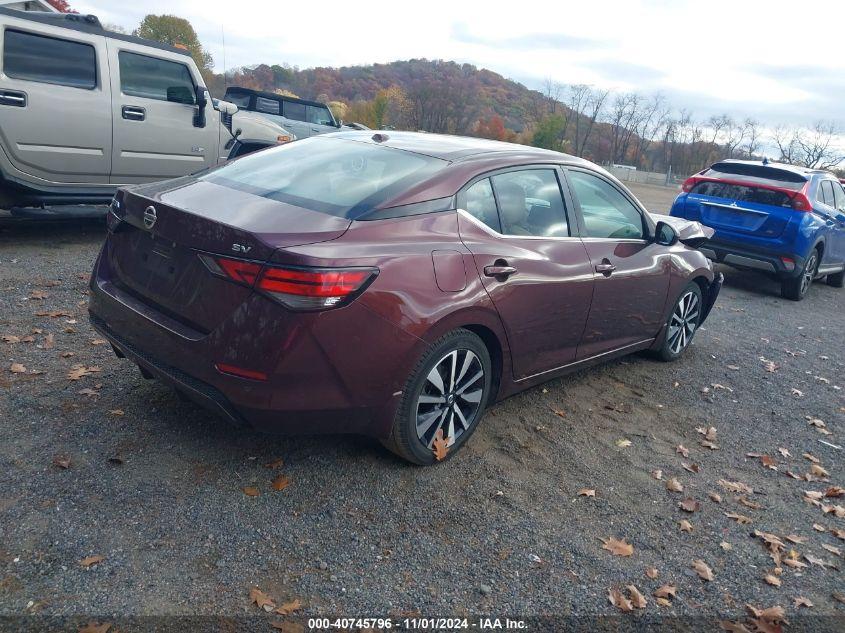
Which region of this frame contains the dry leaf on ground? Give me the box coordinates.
[645,567,658,579]
[679,498,700,513]
[242,486,260,497]
[725,512,753,525]
[666,478,684,492]
[9,362,26,373]
[600,537,634,557]
[679,519,693,532]
[271,475,290,491]
[52,455,71,469]
[627,584,647,609]
[432,428,449,461]
[763,574,781,587]
[793,597,813,608]
[274,598,302,615]
[578,489,596,497]
[608,587,633,612]
[80,555,104,568]
[249,587,275,611]
[653,585,676,599]
[692,559,714,581]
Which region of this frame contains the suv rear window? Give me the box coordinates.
[3,29,96,89]
[201,137,447,218]
[703,162,806,190]
[690,181,792,207]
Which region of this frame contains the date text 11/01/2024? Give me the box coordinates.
[307,618,528,629]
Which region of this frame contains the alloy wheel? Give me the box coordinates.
[415,349,485,448]
[801,252,818,296]
[667,291,700,355]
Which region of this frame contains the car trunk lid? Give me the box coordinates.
[106,180,351,333]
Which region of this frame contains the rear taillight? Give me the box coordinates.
[682,177,699,193]
[200,254,377,311]
[257,265,378,311]
[790,192,813,212]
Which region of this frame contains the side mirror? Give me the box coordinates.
[215,99,239,116]
[336,119,343,128]
[193,86,208,128]
[654,221,678,246]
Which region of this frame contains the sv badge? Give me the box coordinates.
[232,243,252,254]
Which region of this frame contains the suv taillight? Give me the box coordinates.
[682,177,699,193]
[200,254,378,311]
[790,192,813,212]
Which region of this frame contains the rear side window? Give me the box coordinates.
[201,137,447,219]
[307,105,334,126]
[833,182,845,212]
[491,170,569,237]
[464,179,501,232]
[818,181,835,207]
[691,181,792,208]
[568,170,644,239]
[3,29,96,89]
[119,51,195,104]
[224,92,251,108]
[255,96,280,115]
[284,100,306,121]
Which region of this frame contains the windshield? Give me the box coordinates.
[202,137,447,218]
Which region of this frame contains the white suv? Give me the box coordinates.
[0,8,293,212]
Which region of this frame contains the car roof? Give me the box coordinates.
[328,130,591,164]
[0,6,191,57]
[223,86,331,110]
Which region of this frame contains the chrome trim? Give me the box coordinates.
[700,201,770,216]
[723,254,776,272]
[514,338,654,383]
[818,264,845,275]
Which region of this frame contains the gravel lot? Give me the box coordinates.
[1,184,844,631]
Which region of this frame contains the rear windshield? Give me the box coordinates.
[704,162,806,190]
[690,181,792,207]
[201,137,447,218]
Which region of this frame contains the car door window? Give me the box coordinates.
[3,29,96,90]
[255,96,280,115]
[307,105,334,126]
[833,182,845,213]
[283,100,307,122]
[464,178,501,233]
[491,170,569,237]
[568,170,644,239]
[819,181,835,207]
[118,51,195,104]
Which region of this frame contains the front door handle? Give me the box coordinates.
[0,90,26,107]
[484,264,517,278]
[122,105,146,121]
[595,261,616,275]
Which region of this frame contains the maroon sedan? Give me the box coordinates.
[89,132,721,464]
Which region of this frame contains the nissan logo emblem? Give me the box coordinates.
[143,206,157,230]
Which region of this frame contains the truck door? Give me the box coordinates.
[0,23,111,184]
[107,39,217,184]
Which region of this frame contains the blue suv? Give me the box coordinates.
[670,160,845,300]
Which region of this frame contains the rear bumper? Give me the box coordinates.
[698,240,804,278]
[87,248,416,438]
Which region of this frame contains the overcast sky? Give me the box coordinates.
[75,0,844,130]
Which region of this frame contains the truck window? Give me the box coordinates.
[283,100,306,122]
[118,51,195,104]
[255,96,280,115]
[307,105,334,126]
[3,29,96,89]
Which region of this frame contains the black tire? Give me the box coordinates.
[382,329,493,465]
[827,269,845,288]
[781,249,819,301]
[653,282,703,362]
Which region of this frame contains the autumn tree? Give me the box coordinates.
[134,15,213,78]
[475,115,507,141]
[531,114,567,151]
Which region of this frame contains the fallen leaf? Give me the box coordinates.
[600,537,634,557]
[830,529,845,541]
[274,598,302,615]
[608,587,633,612]
[802,452,820,464]
[108,409,124,416]
[719,479,754,495]
[697,426,718,441]
[833,592,845,604]
[793,597,813,608]
[807,417,825,428]
[271,475,290,492]
[679,519,693,532]
[805,554,832,568]
[78,388,99,397]
[550,408,566,418]
[653,585,676,599]
[738,496,763,510]
[42,333,54,350]
[627,584,647,609]
[813,523,826,532]
[651,469,663,480]
[90,339,108,345]
[760,455,777,469]
[9,362,26,373]
[615,438,632,448]
[792,388,804,397]
[656,597,672,607]
[709,492,723,503]
[825,487,845,498]
[745,604,786,623]
[61,351,75,358]
[720,541,733,551]
[682,462,700,474]
[821,544,841,556]
[67,364,101,381]
[432,428,449,461]
[810,464,830,478]
[676,444,689,457]
[577,489,596,497]
[778,448,791,458]
[692,559,714,581]
[2,334,20,344]
[80,555,104,568]
[725,511,753,525]
[666,478,684,493]
[52,455,71,469]
[679,498,700,513]
[763,574,781,587]
[242,486,260,497]
[29,290,48,300]
[785,535,807,544]
[719,621,751,633]
[249,587,275,612]
[645,567,659,579]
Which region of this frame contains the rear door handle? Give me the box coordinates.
[483,264,517,278]
[595,262,616,275]
[0,90,26,107]
[122,105,146,121]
